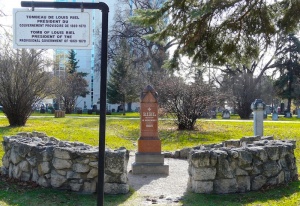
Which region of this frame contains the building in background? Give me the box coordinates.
[54,0,118,111]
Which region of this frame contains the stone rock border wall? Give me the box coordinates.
[1,132,129,194]
[186,136,298,194]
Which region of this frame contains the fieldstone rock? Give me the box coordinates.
[12,164,22,178]
[56,169,67,176]
[2,153,9,168]
[285,153,296,169]
[191,167,216,181]
[224,140,240,148]
[261,136,274,140]
[180,148,192,159]
[8,163,13,178]
[251,175,267,190]
[214,179,237,193]
[163,151,173,158]
[10,149,22,165]
[20,172,31,181]
[87,168,98,179]
[83,181,97,193]
[40,150,53,162]
[263,161,281,177]
[52,158,72,170]
[73,163,90,173]
[290,169,298,180]
[105,173,127,184]
[240,136,261,144]
[26,156,37,167]
[190,150,211,167]
[18,143,32,157]
[51,171,67,188]
[191,181,213,193]
[247,147,268,162]
[251,165,262,175]
[31,169,39,182]
[217,155,234,178]
[75,157,90,164]
[235,168,248,176]
[19,160,30,172]
[104,183,129,194]
[236,149,253,166]
[38,162,51,175]
[67,171,82,179]
[38,176,50,187]
[1,166,8,175]
[70,182,82,191]
[32,131,47,137]
[210,151,218,166]
[265,145,280,161]
[236,176,250,192]
[54,148,72,160]
[228,150,239,159]
[278,158,288,168]
[105,149,128,174]
[89,161,98,168]
[174,150,180,158]
[268,171,285,185]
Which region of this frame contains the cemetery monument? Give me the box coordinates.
[132,85,169,175]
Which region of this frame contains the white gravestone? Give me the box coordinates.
[251,99,266,136]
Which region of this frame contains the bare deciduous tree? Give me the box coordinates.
[158,75,218,130]
[58,73,89,114]
[107,39,140,113]
[0,37,53,126]
[95,0,174,89]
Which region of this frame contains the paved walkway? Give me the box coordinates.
[125,152,189,205]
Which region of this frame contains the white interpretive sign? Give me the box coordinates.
[13,9,92,49]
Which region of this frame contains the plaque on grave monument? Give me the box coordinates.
[138,85,160,153]
[132,85,169,175]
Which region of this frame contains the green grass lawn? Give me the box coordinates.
[0,113,299,205]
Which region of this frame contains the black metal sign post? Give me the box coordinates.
[20,2,109,206]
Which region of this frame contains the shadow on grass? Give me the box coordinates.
[0,181,135,206]
[181,180,300,206]
[0,125,17,134]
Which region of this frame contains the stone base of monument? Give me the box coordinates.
[138,139,161,153]
[132,153,169,175]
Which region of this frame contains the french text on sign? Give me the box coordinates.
[13,9,92,49]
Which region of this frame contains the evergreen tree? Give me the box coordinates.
[67,49,79,74]
[131,0,300,67]
[58,50,89,114]
[107,39,139,113]
[274,34,300,113]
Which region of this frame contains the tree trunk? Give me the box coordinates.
[122,94,126,115]
[287,97,292,113]
[236,101,253,119]
[5,110,30,126]
[177,116,196,130]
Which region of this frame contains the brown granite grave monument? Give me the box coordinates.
[132,85,169,175]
